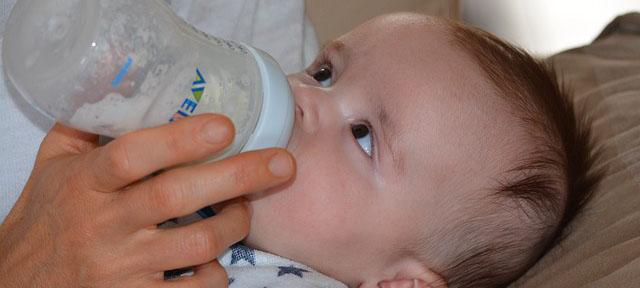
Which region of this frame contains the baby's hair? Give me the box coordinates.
[426,20,604,288]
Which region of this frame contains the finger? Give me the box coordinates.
[118,148,293,227]
[143,199,250,272]
[161,261,228,288]
[83,114,234,191]
[191,261,229,287]
[36,123,99,164]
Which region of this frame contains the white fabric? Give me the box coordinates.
[218,244,347,288]
[0,0,48,222]
[0,0,318,221]
[166,0,319,74]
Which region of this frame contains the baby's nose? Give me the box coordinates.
[288,76,321,134]
[287,72,316,87]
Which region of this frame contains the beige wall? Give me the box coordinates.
[305,0,459,45]
[460,0,640,56]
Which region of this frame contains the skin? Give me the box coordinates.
[0,114,295,287]
[246,13,528,288]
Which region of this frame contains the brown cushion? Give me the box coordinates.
[510,13,640,288]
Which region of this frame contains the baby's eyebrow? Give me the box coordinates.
[321,39,346,54]
[376,102,405,173]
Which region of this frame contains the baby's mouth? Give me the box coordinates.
[286,104,303,152]
[295,104,303,118]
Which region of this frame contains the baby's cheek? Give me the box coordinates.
[288,175,372,249]
[252,139,379,257]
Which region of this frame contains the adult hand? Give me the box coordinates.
[0,114,295,287]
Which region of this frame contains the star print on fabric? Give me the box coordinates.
[230,244,256,266]
[277,265,310,278]
[228,277,235,285]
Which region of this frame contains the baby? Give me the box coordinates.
[213,13,601,288]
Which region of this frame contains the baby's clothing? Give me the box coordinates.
[219,244,347,288]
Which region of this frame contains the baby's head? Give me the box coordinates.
[246,13,601,288]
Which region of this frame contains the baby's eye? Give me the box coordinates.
[312,64,333,87]
[351,123,373,157]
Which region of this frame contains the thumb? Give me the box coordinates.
[36,123,99,164]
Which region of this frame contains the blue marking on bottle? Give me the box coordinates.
[111,56,133,88]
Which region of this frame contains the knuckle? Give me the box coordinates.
[184,228,220,261]
[103,142,133,177]
[149,178,185,218]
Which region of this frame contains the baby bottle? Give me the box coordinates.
[2,0,294,161]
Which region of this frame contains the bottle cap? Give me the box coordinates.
[241,45,294,152]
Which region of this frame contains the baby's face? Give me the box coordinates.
[245,14,523,286]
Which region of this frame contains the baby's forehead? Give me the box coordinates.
[343,14,457,55]
[342,15,486,97]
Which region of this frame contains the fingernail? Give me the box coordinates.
[268,152,293,177]
[202,119,231,144]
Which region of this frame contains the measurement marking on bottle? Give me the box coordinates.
[111,56,133,88]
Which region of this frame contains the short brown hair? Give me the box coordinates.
[429,20,604,288]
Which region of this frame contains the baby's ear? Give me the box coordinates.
[375,259,447,288]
